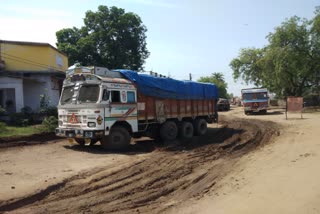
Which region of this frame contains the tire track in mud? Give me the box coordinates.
[0,117,279,214]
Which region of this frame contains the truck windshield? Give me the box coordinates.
[78,84,100,103]
[243,92,268,100]
[60,86,74,105]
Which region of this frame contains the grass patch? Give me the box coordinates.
[0,125,44,138]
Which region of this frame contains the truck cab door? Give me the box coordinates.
[121,90,138,132]
[106,89,138,133]
[101,88,110,134]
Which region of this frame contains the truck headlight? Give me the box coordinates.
[87,122,96,127]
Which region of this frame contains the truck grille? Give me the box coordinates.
[67,115,82,123]
[66,124,82,128]
[59,110,89,128]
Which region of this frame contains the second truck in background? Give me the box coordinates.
[241,88,269,115]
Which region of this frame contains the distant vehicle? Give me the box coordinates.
[217,98,230,111]
[241,88,269,115]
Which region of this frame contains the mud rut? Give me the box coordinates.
[0,117,278,213]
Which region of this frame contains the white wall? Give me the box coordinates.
[23,78,43,111]
[23,75,61,112]
[47,76,61,107]
[0,74,61,113]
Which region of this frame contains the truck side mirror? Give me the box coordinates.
[102,89,110,101]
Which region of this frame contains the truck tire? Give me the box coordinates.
[260,110,267,114]
[193,119,207,136]
[160,121,178,141]
[101,126,131,150]
[90,139,98,146]
[75,139,85,146]
[75,139,97,146]
[179,121,194,139]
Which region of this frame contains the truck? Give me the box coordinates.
[55,65,219,150]
[241,88,269,115]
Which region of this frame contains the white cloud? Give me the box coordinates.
[0,4,79,47]
[0,17,73,47]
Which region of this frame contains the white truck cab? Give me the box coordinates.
[56,65,138,149]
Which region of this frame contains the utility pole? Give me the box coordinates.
[0,39,2,61]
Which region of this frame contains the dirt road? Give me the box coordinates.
[170,107,320,214]
[0,106,319,213]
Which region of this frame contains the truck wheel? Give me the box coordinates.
[260,110,267,114]
[194,119,207,136]
[160,121,178,141]
[180,121,194,139]
[75,139,85,146]
[75,139,97,146]
[90,139,98,146]
[101,126,131,150]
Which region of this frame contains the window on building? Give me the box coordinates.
[0,88,16,113]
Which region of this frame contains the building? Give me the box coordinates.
[0,40,68,113]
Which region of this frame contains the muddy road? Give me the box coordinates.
[0,112,278,213]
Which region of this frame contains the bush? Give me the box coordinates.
[41,116,58,132]
[303,94,320,107]
[39,106,58,117]
[0,105,6,115]
[39,93,49,111]
[269,99,279,106]
[9,113,33,126]
[9,106,35,126]
[46,106,58,117]
[21,106,33,115]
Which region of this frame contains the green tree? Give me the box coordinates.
[227,93,234,99]
[198,72,228,98]
[56,5,150,71]
[230,7,320,98]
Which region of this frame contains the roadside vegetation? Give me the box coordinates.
[0,94,58,138]
[198,72,230,99]
[0,123,42,138]
[0,116,58,138]
[230,7,320,100]
[56,5,149,71]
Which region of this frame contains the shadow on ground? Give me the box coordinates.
[63,126,244,155]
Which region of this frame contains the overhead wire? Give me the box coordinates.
[0,52,66,72]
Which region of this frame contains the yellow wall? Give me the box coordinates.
[1,43,68,72]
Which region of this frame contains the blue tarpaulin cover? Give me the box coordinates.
[115,70,218,100]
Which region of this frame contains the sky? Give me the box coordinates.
[0,0,318,96]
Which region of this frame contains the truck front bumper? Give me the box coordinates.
[55,128,104,139]
[244,107,268,112]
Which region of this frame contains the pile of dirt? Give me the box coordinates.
[0,117,279,213]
